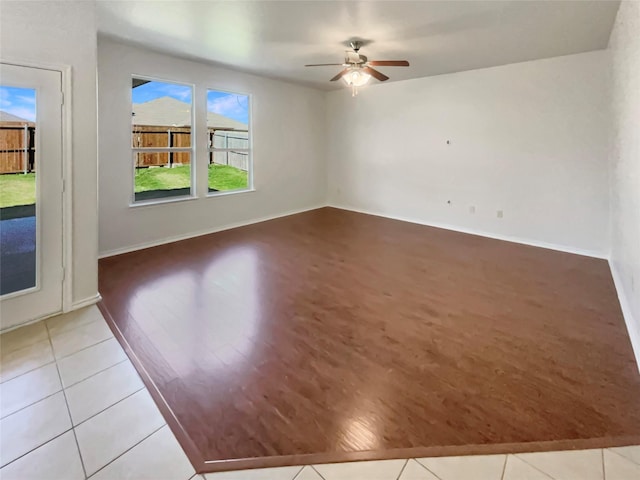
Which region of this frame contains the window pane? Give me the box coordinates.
[132,79,192,148]
[207,90,249,192]
[0,86,36,294]
[132,78,192,202]
[134,153,191,202]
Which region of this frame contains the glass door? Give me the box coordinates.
[0,63,63,330]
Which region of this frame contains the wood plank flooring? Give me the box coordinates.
[98,207,640,473]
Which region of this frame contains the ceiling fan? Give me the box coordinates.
[305,41,409,95]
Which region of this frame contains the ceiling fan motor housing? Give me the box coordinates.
[345,51,367,64]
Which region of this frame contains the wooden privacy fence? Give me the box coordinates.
[0,123,249,174]
[133,125,249,171]
[0,122,36,174]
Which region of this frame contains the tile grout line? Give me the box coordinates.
[45,320,89,480]
[84,423,167,479]
[500,454,508,480]
[607,447,640,467]
[72,385,147,428]
[0,427,74,470]
[413,458,444,480]
[602,448,606,480]
[44,310,105,339]
[0,335,51,359]
[62,357,130,390]
[1,345,130,422]
[0,385,64,421]
[289,465,306,480]
[514,454,557,479]
[51,329,115,361]
[1,312,162,479]
[1,315,112,383]
[310,464,328,480]
[395,458,409,480]
[0,358,57,385]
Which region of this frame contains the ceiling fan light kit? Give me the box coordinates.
[305,40,410,96]
[342,69,372,96]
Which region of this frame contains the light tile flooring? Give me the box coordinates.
[1,306,639,480]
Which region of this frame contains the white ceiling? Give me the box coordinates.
[96,0,620,91]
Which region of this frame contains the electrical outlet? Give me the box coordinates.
[497,210,503,218]
[469,206,476,214]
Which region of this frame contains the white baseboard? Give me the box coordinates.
[328,204,608,259]
[69,293,102,311]
[609,261,640,374]
[98,204,327,258]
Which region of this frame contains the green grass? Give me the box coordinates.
[135,164,247,192]
[0,173,36,208]
[135,165,191,192]
[208,163,248,191]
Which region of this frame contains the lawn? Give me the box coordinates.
[135,164,248,192]
[0,165,248,208]
[0,173,36,208]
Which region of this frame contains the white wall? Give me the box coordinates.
[326,51,610,256]
[98,39,326,255]
[0,1,99,308]
[609,1,640,355]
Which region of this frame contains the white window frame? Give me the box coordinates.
[130,75,196,206]
[206,88,253,197]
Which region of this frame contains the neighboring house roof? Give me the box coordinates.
[0,110,31,123]
[132,96,248,131]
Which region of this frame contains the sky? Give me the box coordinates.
[0,86,36,122]
[1,82,248,125]
[132,80,249,124]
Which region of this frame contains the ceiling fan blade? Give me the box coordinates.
[305,63,345,67]
[362,66,389,82]
[367,60,410,67]
[330,69,350,82]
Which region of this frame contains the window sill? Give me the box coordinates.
[206,188,256,198]
[129,194,198,209]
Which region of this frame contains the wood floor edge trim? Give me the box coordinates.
[97,203,328,259]
[97,301,208,473]
[609,260,640,373]
[196,436,640,473]
[326,204,608,259]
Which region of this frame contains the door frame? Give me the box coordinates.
[1,58,74,320]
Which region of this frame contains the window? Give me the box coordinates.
[207,90,251,193]
[0,85,37,295]
[131,77,194,203]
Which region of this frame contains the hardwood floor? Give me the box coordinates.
[98,207,640,473]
